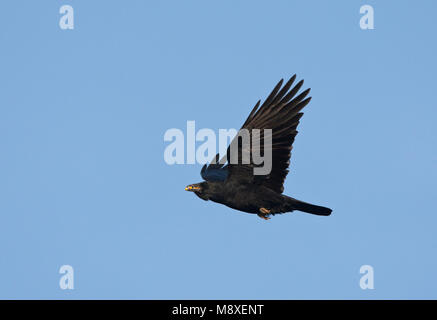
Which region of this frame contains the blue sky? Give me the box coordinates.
[1,1,436,299]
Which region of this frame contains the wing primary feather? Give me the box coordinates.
[258,79,284,111]
[270,75,296,107]
[280,80,304,105]
[252,81,307,126]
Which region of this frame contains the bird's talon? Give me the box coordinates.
[258,208,271,220]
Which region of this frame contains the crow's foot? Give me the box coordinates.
[258,208,271,220]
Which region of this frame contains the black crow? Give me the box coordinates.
[185,76,332,220]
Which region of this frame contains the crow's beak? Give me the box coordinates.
[185,185,200,191]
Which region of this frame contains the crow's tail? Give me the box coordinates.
[286,197,332,216]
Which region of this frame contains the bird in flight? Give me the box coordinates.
[185,75,332,220]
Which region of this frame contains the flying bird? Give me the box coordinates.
[185,75,332,220]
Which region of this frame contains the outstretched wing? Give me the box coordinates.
[201,75,311,193]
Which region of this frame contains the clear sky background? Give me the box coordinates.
[1,1,436,299]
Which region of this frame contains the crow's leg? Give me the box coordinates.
[257,208,271,220]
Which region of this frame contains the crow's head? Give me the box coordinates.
[184,182,211,200]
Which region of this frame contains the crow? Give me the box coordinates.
[185,75,332,220]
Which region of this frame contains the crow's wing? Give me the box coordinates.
[201,76,311,193]
[200,153,228,182]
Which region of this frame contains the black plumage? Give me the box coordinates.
[185,76,332,220]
